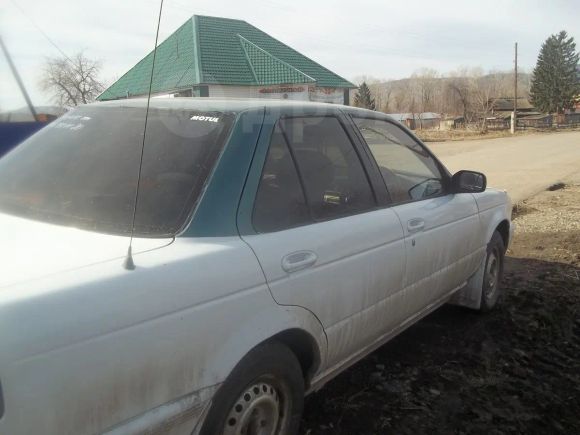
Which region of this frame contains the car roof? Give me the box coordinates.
[92,97,378,116]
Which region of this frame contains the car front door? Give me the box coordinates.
[239,109,405,369]
[351,116,484,322]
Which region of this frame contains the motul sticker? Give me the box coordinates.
[190,115,219,122]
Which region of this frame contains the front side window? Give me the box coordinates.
[280,116,375,220]
[0,106,234,236]
[353,118,444,203]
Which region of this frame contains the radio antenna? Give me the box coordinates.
[123,0,165,270]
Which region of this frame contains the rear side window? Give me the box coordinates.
[353,118,444,203]
[0,106,234,236]
[253,126,311,233]
[280,117,375,220]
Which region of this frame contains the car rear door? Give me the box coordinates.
[238,107,406,368]
[350,116,483,320]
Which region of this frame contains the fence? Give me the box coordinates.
[470,114,580,131]
[518,115,553,129]
[516,113,580,130]
[557,113,580,128]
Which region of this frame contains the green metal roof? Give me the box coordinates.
[98,15,355,100]
[238,35,315,85]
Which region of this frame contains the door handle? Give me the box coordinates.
[407,218,425,233]
[281,251,318,273]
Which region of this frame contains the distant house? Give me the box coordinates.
[388,112,441,130]
[98,15,356,104]
[490,98,535,114]
[439,116,464,130]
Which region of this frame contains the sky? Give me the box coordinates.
[1,0,579,111]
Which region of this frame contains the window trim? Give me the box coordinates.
[251,114,381,233]
[348,113,452,206]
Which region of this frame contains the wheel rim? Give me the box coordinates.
[223,380,289,435]
[484,248,500,300]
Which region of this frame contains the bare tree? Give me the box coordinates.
[391,81,408,113]
[445,68,473,121]
[367,81,394,112]
[357,67,531,128]
[378,83,394,112]
[469,69,502,131]
[410,68,439,128]
[40,52,105,107]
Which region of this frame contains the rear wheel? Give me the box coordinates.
[199,341,304,435]
[479,231,505,312]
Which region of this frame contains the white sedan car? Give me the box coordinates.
[0,99,512,435]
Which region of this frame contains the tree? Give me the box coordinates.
[354,82,376,110]
[376,83,393,112]
[40,52,105,107]
[446,68,474,121]
[530,31,580,114]
[410,68,439,128]
[391,81,408,113]
[469,69,502,131]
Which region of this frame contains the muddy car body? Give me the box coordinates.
[0,99,512,435]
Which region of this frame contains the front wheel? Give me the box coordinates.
[479,230,505,312]
[199,341,304,435]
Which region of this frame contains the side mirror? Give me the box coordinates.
[451,170,487,193]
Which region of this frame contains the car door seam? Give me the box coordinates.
[234,107,328,346]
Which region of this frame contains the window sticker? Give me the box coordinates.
[49,114,91,131]
[190,115,219,123]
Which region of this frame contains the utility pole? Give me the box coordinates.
[0,36,38,121]
[511,42,518,134]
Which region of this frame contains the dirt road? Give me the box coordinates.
[429,131,580,202]
[301,183,580,435]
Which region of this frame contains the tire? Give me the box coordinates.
[479,230,505,312]
[199,341,304,435]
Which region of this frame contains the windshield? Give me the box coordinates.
[0,105,234,237]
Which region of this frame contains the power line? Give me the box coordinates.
[8,0,74,64]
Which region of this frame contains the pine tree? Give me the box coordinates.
[530,31,580,114]
[354,82,376,110]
